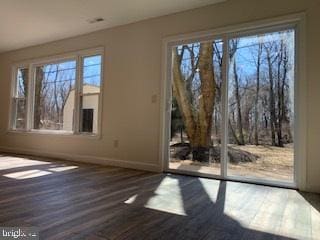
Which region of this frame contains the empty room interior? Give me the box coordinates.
[0,0,320,239]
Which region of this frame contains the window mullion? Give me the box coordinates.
[10,68,18,130]
[221,35,229,178]
[26,64,34,131]
[73,56,82,134]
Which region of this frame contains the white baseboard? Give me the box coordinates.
[0,146,162,172]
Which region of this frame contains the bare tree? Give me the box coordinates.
[276,39,292,147]
[233,60,245,145]
[20,69,28,98]
[172,42,215,161]
[34,67,44,129]
[229,40,245,145]
[265,43,277,146]
[254,42,263,145]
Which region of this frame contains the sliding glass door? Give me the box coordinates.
[227,30,295,183]
[169,39,223,177]
[166,25,297,186]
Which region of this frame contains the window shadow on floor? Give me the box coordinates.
[0,153,316,239]
[96,174,300,240]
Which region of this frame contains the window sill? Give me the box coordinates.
[6,129,102,140]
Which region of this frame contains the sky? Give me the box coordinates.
[24,55,103,91]
[16,54,102,114]
[175,29,295,99]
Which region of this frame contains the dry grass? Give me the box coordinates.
[169,144,294,182]
[228,144,294,181]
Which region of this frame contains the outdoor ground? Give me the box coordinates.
[170,144,294,182]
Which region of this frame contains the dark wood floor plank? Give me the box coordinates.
[0,153,319,240]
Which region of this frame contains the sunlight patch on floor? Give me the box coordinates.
[311,206,320,238]
[222,182,266,227]
[0,155,51,170]
[124,194,138,204]
[198,178,220,202]
[3,169,52,179]
[49,166,78,172]
[144,176,187,216]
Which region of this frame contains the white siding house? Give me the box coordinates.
[63,85,100,133]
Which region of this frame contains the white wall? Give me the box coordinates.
[0,0,319,192]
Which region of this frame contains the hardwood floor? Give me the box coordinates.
[0,153,319,240]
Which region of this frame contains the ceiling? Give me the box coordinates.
[0,0,225,53]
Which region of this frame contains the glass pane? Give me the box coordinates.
[80,55,102,134]
[13,68,28,130]
[169,40,223,176]
[227,29,295,183]
[33,60,76,131]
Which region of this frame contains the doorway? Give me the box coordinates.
[162,18,302,188]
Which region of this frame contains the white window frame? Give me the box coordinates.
[9,47,104,138]
[160,13,307,190]
[9,64,29,131]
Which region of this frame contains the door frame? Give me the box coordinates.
[159,13,307,190]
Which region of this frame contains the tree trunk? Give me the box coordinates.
[276,41,288,147]
[229,119,241,145]
[266,48,276,146]
[34,67,44,129]
[233,60,245,145]
[254,43,262,145]
[194,42,216,161]
[276,42,284,147]
[172,49,197,144]
[20,69,28,98]
[53,66,61,129]
[20,69,29,129]
[172,42,215,162]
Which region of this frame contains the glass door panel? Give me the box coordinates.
[227,29,295,183]
[168,39,224,176]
